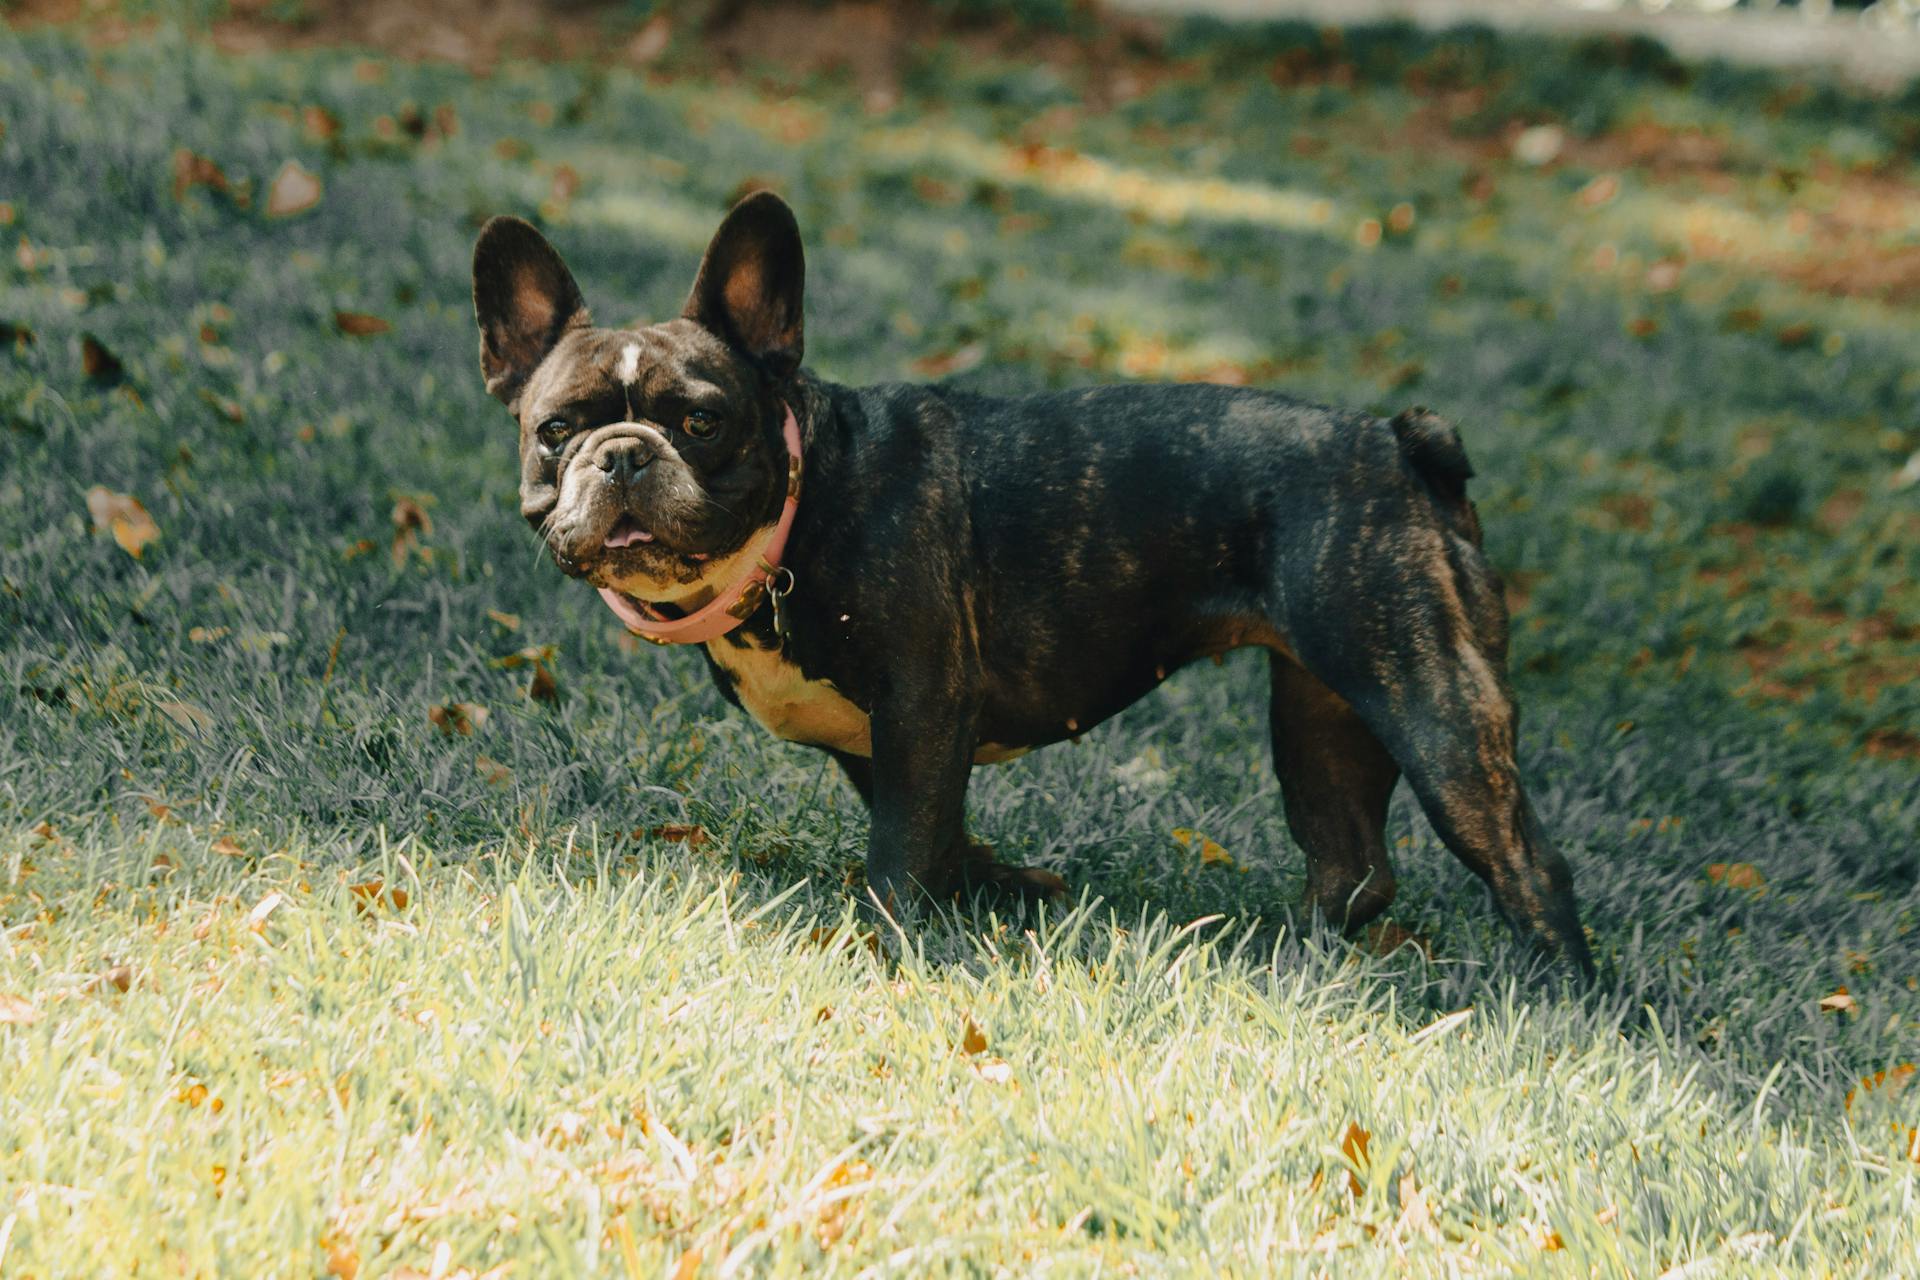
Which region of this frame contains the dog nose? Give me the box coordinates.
[596,439,653,485]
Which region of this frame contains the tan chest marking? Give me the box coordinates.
[707,637,873,756]
[703,639,1028,766]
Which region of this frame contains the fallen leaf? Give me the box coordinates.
[1170,828,1234,868]
[1706,862,1767,893]
[428,702,488,736]
[475,755,511,787]
[246,891,286,934]
[0,993,42,1025]
[302,105,341,141]
[1361,920,1432,960]
[486,609,521,631]
[266,160,323,217]
[650,823,710,848]
[153,698,215,736]
[1819,987,1858,1015]
[81,333,125,383]
[1341,1122,1372,1196]
[334,311,391,337]
[391,496,433,535]
[1577,173,1620,206]
[171,148,230,201]
[909,343,985,379]
[972,1057,1014,1085]
[528,663,559,704]
[1847,1063,1916,1112]
[86,486,159,557]
[99,964,133,994]
[349,879,411,913]
[959,1016,988,1056]
[491,644,556,669]
[189,625,231,643]
[627,14,673,64]
[211,836,246,858]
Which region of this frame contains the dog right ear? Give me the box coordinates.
[472,216,590,407]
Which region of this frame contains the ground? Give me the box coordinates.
[1,5,1917,1275]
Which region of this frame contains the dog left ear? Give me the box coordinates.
[473,216,590,406]
[682,191,804,380]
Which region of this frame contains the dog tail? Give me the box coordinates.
[1390,406,1481,544]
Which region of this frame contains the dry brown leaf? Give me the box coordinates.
[334,311,391,337]
[392,496,433,536]
[0,993,42,1025]
[475,755,512,787]
[302,105,341,142]
[86,486,160,558]
[81,333,125,383]
[266,160,323,217]
[211,836,246,858]
[528,663,559,704]
[428,702,488,737]
[1706,862,1767,893]
[1847,1063,1916,1112]
[959,1016,988,1057]
[172,149,230,201]
[1362,921,1433,961]
[97,964,133,994]
[154,699,215,737]
[486,609,521,631]
[650,823,710,848]
[1819,987,1859,1015]
[1341,1122,1372,1197]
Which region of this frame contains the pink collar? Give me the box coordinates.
[596,403,803,645]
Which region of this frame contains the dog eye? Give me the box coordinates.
[683,409,719,439]
[536,417,570,449]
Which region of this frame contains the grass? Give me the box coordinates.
[3,8,1918,1274]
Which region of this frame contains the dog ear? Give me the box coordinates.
[682,190,804,380]
[473,216,590,406]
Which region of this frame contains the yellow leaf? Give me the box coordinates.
[960,1016,988,1057]
[0,993,41,1025]
[1340,1122,1372,1197]
[1171,827,1234,868]
[266,160,323,217]
[86,486,160,558]
[349,880,409,913]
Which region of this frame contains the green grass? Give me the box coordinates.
[3,11,1918,1275]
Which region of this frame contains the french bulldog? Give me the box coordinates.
[471,190,1595,979]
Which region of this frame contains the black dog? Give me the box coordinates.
[472,191,1594,978]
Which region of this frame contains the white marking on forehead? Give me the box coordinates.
[616,343,641,385]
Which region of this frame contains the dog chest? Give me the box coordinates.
[706,637,873,756]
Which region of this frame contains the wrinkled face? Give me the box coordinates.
[473,191,806,605]
[514,320,783,598]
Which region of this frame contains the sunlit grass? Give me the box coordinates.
[2,12,1917,1275]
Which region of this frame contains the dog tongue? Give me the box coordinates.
[604,520,655,550]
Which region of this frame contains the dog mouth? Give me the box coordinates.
[600,515,710,562]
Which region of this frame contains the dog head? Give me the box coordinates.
[471,191,804,602]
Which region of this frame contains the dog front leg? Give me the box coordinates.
[862,693,977,920]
